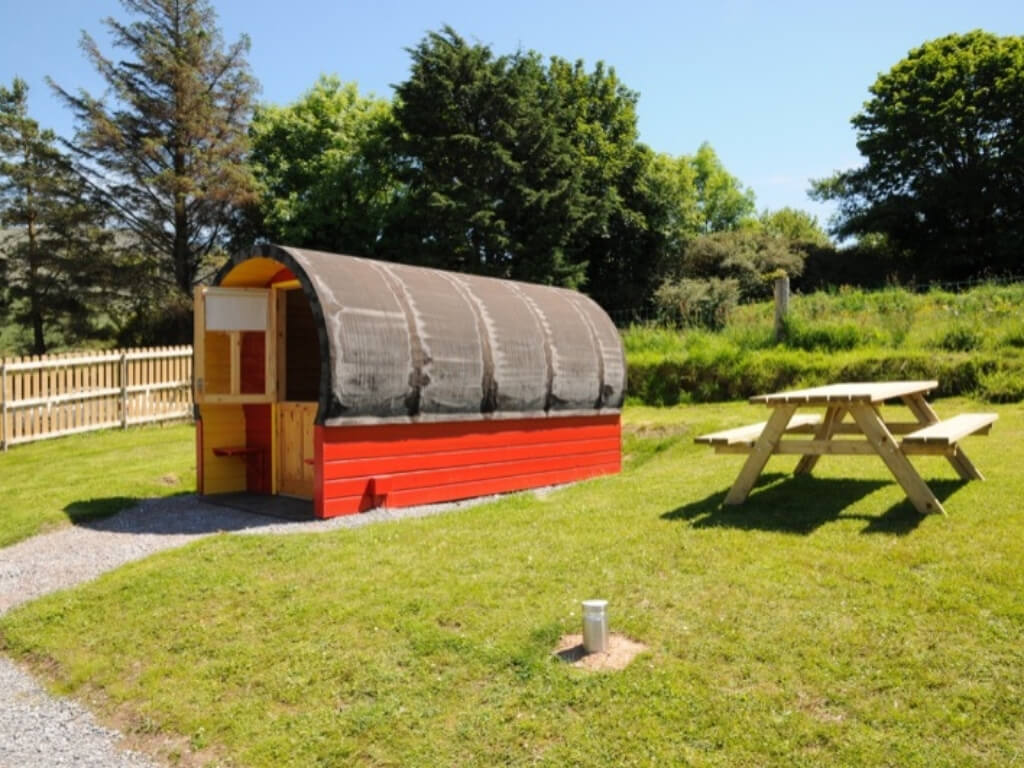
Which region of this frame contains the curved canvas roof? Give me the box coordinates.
[218,245,626,426]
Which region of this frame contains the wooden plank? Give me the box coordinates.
[265,290,277,400]
[200,393,275,405]
[200,403,247,493]
[229,331,241,396]
[32,355,41,438]
[794,405,846,474]
[194,287,207,402]
[324,451,620,498]
[120,351,128,429]
[1,359,7,451]
[275,288,288,400]
[5,420,124,446]
[278,401,313,498]
[321,416,621,461]
[695,413,822,446]
[13,359,22,441]
[323,462,619,518]
[270,402,278,495]
[751,381,938,406]
[901,413,997,445]
[723,404,797,505]
[772,440,877,455]
[848,403,945,515]
[8,387,124,409]
[323,436,621,480]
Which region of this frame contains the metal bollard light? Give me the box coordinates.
[582,599,609,653]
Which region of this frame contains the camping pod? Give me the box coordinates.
[194,245,625,517]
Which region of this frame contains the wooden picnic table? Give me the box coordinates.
[696,381,997,515]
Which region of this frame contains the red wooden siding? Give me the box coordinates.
[314,415,620,518]
[243,404,272,493]
[240,331,265,395]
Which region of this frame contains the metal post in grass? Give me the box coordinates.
[774,272,790,343]
[582,599,609,653]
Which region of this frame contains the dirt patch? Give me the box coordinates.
[553,633,648,671]
[158,473,180,486]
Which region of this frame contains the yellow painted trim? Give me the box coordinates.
[220,257,286,287]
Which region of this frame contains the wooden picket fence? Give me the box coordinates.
[0,346,193,451]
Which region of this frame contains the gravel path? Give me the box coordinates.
[0,492,498,768]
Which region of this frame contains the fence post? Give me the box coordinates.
[120,350,128,430]
[1,359,7,452]
[774,272,790,343]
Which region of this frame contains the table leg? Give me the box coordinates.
[794,406,845,475]
[724,404,797,505]
[848,403,946,515]
[902,394,983,480]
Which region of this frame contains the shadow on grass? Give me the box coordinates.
[65,497,148,524]
[662,475,968,535]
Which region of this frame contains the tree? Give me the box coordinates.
[691,142,756,232]
[759,207,830,246]
[544,57,667,309]
[0,78,114,353]
[50,0,258,341]
[389,28,583,285]
[663,229,806,302]
[245,75,397,256]
[811,31,1024,280]
[387,27,653,296]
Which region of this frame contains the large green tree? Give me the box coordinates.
[389,28,583,285]
[387,27,653,296]
[51,0,258,341]
[245,75,397,256]
[0,78,113,354]
[812,30,1024,280]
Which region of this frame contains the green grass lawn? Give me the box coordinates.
[0,423,196,548]
[2,400,1023,766]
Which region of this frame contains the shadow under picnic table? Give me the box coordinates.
[661,475,968,536]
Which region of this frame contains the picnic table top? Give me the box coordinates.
[749,380,938,406]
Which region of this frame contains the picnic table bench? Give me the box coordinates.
[696,381,996,515]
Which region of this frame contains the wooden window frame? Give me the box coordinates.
[194,286,277,405]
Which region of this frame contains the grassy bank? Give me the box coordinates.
[0,423,195,548]
[2,399,1022,766]
[627,283,1024,405]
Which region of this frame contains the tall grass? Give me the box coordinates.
[624,282,1024,405]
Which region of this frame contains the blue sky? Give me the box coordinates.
[2,0,1021,226]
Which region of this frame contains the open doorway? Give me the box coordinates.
[274,284,321,498]
[194,271,323,502]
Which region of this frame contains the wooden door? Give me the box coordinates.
[277,402,316,498]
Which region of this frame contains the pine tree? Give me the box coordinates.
[0,78,113,354]
[50,0,258,341]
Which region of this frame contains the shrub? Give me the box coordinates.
[979,369,1024,403]
[933,324,984,352]
[1001,325,1024,349]
[874,290,916,346]
[653,277,739,330]
[781,316,866,351]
